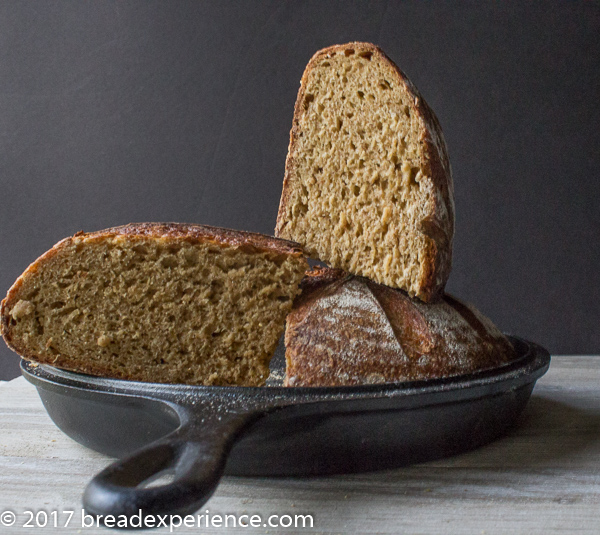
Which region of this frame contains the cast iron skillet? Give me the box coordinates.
[21,335,549,520]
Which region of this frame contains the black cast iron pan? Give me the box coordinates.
[21,335,549,521]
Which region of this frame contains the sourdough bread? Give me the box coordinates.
[275,42,454,302]
[284,268,515,387]
[1,223,307,386]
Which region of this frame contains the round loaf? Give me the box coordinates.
[284,267,516,387]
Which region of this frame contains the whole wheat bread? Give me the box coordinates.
[275,42,454,302]
[284,268,515,387]
[1,223,307,386]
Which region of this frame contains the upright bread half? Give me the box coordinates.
[1,223,307,386]
[285,268,515,387]
[275,42,454,302]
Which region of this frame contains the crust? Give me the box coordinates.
[1,222,306,366]
[275,42,455,302]
[87,222,305,256]
[284,268,515,387]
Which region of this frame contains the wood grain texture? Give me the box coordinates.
[1,356,600,534]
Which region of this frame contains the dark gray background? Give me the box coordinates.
[1,1,598,380]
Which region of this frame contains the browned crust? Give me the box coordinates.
[1,222,306,371]
[275,42,455,303]
[284,268,515,387]
[87,222,305,256]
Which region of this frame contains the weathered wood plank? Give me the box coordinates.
[1,357,600,534]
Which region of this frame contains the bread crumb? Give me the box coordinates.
[275,43,453,301]
[10,300,35,320]
[97,335,111,347]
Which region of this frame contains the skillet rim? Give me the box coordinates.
[20,335,549,403]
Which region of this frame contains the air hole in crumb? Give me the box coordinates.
[409,167,420,187]
[335,117,343,131]
[379,79,391,90]
[358,51,372,60]
[357,90,364,99]
[344,48,355,56]
[352,185,360,196]
[160,257,178,269]
[50,301,65,309]
[184,250,199,266]
[322,61,330,67]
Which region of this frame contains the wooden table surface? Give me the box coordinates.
[1,356,600,534]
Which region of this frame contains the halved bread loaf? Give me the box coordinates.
[275,42,454,302]
[1,223,307,386]
[284,268,515,387]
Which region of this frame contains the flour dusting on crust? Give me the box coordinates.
[285,268,515,387]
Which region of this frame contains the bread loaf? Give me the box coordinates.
[275,42,454,302]
[284,268,515,387]
[1,223,307,386]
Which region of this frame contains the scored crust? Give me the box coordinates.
[284,267,515,387]
[275,42,455,302]
[1,223,307,386]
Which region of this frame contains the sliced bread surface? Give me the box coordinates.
[275,42,454,302]
[1,223,307,386]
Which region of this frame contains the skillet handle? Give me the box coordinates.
[83,410,256,520]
